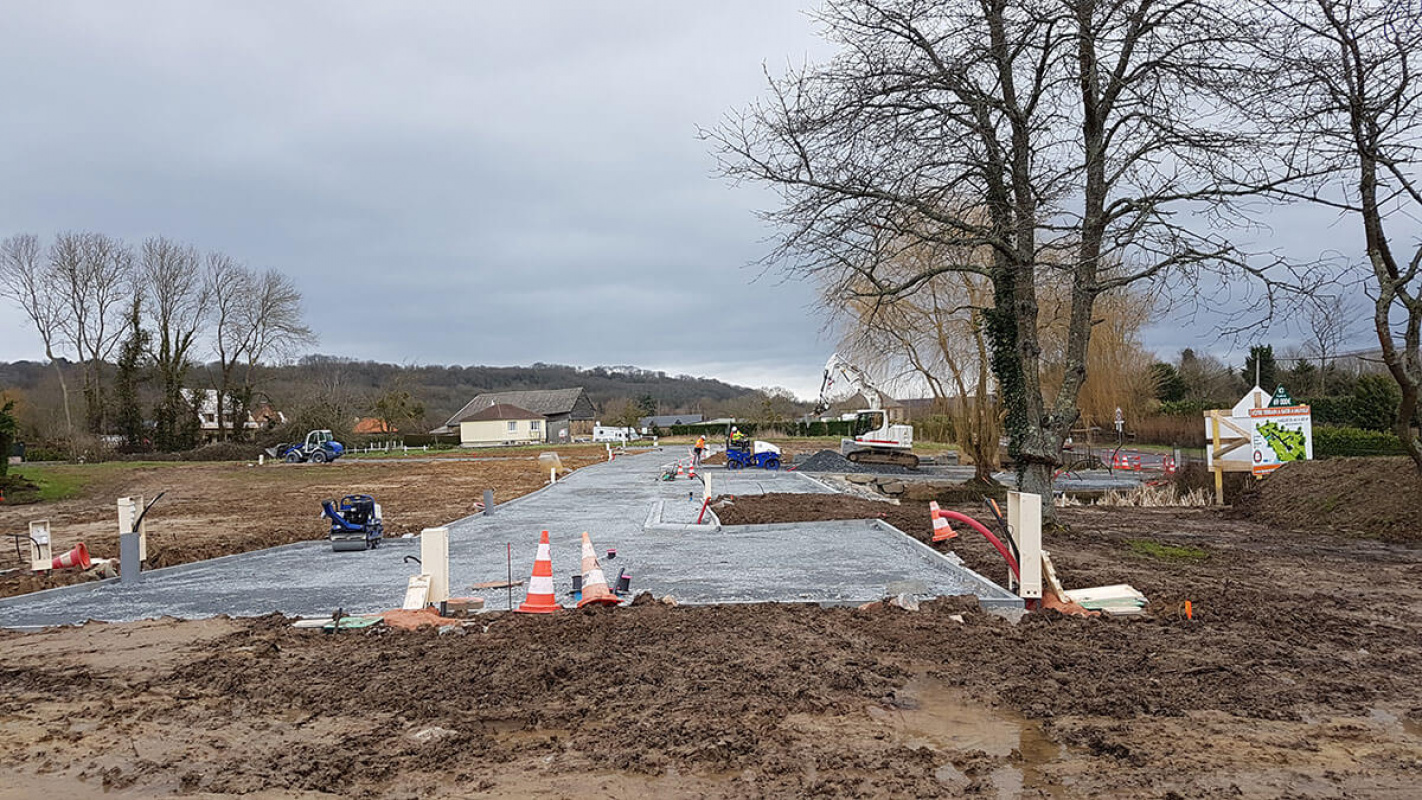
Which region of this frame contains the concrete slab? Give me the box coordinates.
[0,450,1020,629]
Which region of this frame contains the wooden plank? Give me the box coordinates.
[402,575,431,610]
[470,580,523,590]
[1040,551,1069,602]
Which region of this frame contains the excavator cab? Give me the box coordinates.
[852,411,886,438]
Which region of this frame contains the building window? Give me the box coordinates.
[507,421,517,432]
[530,420,541,432]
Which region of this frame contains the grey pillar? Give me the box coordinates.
[483,489,495,516]
[119,532,142,585]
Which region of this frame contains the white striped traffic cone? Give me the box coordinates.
[516,530,561,614]
[576,532,621,608]
[929,501,957,542]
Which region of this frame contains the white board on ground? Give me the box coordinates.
[420,527,450,605]
[403,575,432,610]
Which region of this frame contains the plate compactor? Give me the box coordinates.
[322,494,384,552]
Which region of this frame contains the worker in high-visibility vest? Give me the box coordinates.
[693,434,706,467]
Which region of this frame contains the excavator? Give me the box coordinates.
[812,353,920,469]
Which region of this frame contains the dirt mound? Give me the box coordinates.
[1235,457,1422,542]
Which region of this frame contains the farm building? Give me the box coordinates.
[434,388,596,444]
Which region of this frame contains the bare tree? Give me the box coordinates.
[49,231,133,432]
[141,236,207,450]
[204,251,253,441]
[1261,0,1422,469]
[1304,294,1356,395]
[0,233,75,452]
[708,0,1289,504]
[232,269,315,433]
[836,243,1003,482]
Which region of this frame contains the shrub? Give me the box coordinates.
[912,415,956,443]
[1300,395,1355,427]
[1352,375,1401,432]
[1157,399,1211,417]
[1314,426,1407,457]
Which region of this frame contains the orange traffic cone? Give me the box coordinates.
[516,531,561,614]
[52,542,91,570]
[576,532,621,608]
[929,501,957,542]
[676,464,685,478]
[688,461,696,479]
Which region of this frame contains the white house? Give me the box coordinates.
[458,403,546,447]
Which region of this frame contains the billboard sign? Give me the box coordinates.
[1247,405,1313,476]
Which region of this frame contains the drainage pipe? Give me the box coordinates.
[936,509,1021,581]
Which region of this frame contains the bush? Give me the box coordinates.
[1157,399,1211,417]
[1314,426,1407,458]
[1300,395,1355,427]
[400,433,460,447]
[1352,375,1401,432]
[912,415,956,443]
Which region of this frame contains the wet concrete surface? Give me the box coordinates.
[0,450,1019,628]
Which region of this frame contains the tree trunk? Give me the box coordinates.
[48,348,76,460]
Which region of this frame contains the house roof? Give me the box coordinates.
[354,417,396,434]
[443,388,592,427]
[639,414,704,427]
[461,403,543,422]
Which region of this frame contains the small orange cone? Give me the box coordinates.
[576,532,621,608]
[929,501,957,542]
[516,531,561,614]
[688,461,696,479]
[52,542,91,570]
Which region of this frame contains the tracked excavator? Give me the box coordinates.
[812,353,920,469]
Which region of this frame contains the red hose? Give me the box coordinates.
[937,509,1021,580]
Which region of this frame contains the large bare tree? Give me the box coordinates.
[1261,0,1422,470]
[49,231,132,432]
[0,233,75,451]
[709,0,1286,503]
[141,236,207,450]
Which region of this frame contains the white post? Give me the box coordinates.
[28,520,52,571]
[420,527,450,605]
[118,495,147,562]
[258,453,264,466]
[1006,491,1042,600]
[606,443,613,461]
[703,471,712,502]
[550,467,557,485]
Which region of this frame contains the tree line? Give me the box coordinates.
[0,232,313,453]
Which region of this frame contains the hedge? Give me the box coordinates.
[666,421,856,437]
[1313,426,1409,458]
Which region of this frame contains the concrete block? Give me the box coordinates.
[846,474,875,484]
[879,482,906,495]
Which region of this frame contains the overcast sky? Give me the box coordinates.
[0,2,1380,399]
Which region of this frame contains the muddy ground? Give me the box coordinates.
[2,489,1420,797]
[0,448,606,598]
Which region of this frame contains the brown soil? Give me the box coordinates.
[0,448,605,598]
[2,496,1421,796]
[1235,456,1422,542]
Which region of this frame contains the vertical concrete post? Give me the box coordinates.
[421,526,450,605]
[483,489,495,516]
[1006,491,1043,600]
[117,495,146,562]
[258,453,264,466]
[119,532,142,585]
[28,520,52,571]
[550,467,557,485]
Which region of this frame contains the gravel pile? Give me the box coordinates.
[793,449,916,475]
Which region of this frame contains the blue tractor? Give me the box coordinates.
[322,494,383,552]
[269,429,345,464]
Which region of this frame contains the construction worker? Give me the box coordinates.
[693,434,706,466]
[729,426,749,451]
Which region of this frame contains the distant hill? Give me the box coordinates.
[0,357,760,431]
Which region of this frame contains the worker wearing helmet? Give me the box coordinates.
[729,426,749,451]
[693,434,706,467]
